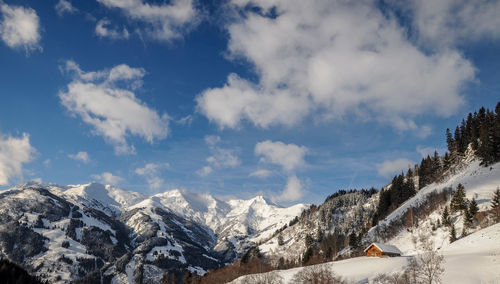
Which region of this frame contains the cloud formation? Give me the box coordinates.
[408,0,500,49]
[0,3,41,53]
[95,19,129,39]
[0,133,36,186]
[91,172,123,184]
[96,0,199,41]
[55,0,77,17]
[274,175,304,202]
[135,162,169,191]
[196,0,475,132]
[59,60,169,155]
[377,158,414,177]
[197,135,240,176]
[249,169,272,178]
[68,151,90,163]
[255,140,307,172]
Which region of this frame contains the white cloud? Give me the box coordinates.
[68,151,90,163]
[197,135,240,176]
[0,3,41,54]
[408,0,500,49]
[377,158,415,177]
[204,135,221,146]
[135,162,169,191]
[196,0,475,132]
[91,172,123,184]
[255,140,307,172]
[196,165,212,177]
[59,60,169,155]
[30,177,42,183]
[42,159,51,167]
[95,19,129,39]
[176,114,193,126]
[0,133,36,186]
[274,175,304,202]
[55,0,77,17]
[249,169,272,178]
[96,0,199,41]
[206,148,240,168]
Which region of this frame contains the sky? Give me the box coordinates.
[0,0,499,205]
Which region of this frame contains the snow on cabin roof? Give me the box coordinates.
[364,242,402,254]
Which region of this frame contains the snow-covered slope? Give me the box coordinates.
[372,159,500,233]
[57,183,147,215]
[256,190,377,261]
[369,158,500,255]
[131,189,308,262]
[231,222,500,283]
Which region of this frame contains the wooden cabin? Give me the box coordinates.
[364,243,402,257]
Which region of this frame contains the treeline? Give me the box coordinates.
[373,173,416,225]
[446,102,500,166]
[324,188,378,203]
[374,101,500,226]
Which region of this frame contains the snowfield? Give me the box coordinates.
[231,222,500,283]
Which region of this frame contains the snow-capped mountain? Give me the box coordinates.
[0,182,307,283]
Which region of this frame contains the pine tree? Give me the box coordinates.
[450,183,467,213]
[464,208,473,228]
[491,188,500,209]
[277,234,284,246]
[469,198,479,217]
[449,224,457,243]
[441,206,450,227]
[446,128,454,153]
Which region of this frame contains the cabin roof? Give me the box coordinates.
[364,242,402,254]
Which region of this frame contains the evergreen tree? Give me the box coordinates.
[446,128,454,152]
[277,234,284,246]
[464,207,473,228]
[469,198,479,217]
[348,233,359,248]
[491,188,500,209]
[449,224,457,243]
[305,234,315,248]
[441,206,450,226]
[450,183,467,213]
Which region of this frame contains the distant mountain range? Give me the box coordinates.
[0,182,307,283]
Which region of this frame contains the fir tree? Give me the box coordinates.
[449,224,457,243]
[446,128,454,152]
[491,188,500,209]
[441,206,450,227]
[464,208,473,228]
[450,183,467,213]
[469,198,479,217]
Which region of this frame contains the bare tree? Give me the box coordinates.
[244,271,284,284]
[412,234,445,284]
[291,265,346,284]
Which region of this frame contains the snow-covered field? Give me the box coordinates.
[231,222,500,283]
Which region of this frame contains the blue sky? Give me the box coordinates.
[0,0,499,205]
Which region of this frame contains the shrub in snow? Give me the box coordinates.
[291,265,345,284]
[245,271,283,284]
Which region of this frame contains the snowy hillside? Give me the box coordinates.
[369,158,500,255]
[256,190,377,262]
[231,222,500,283]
